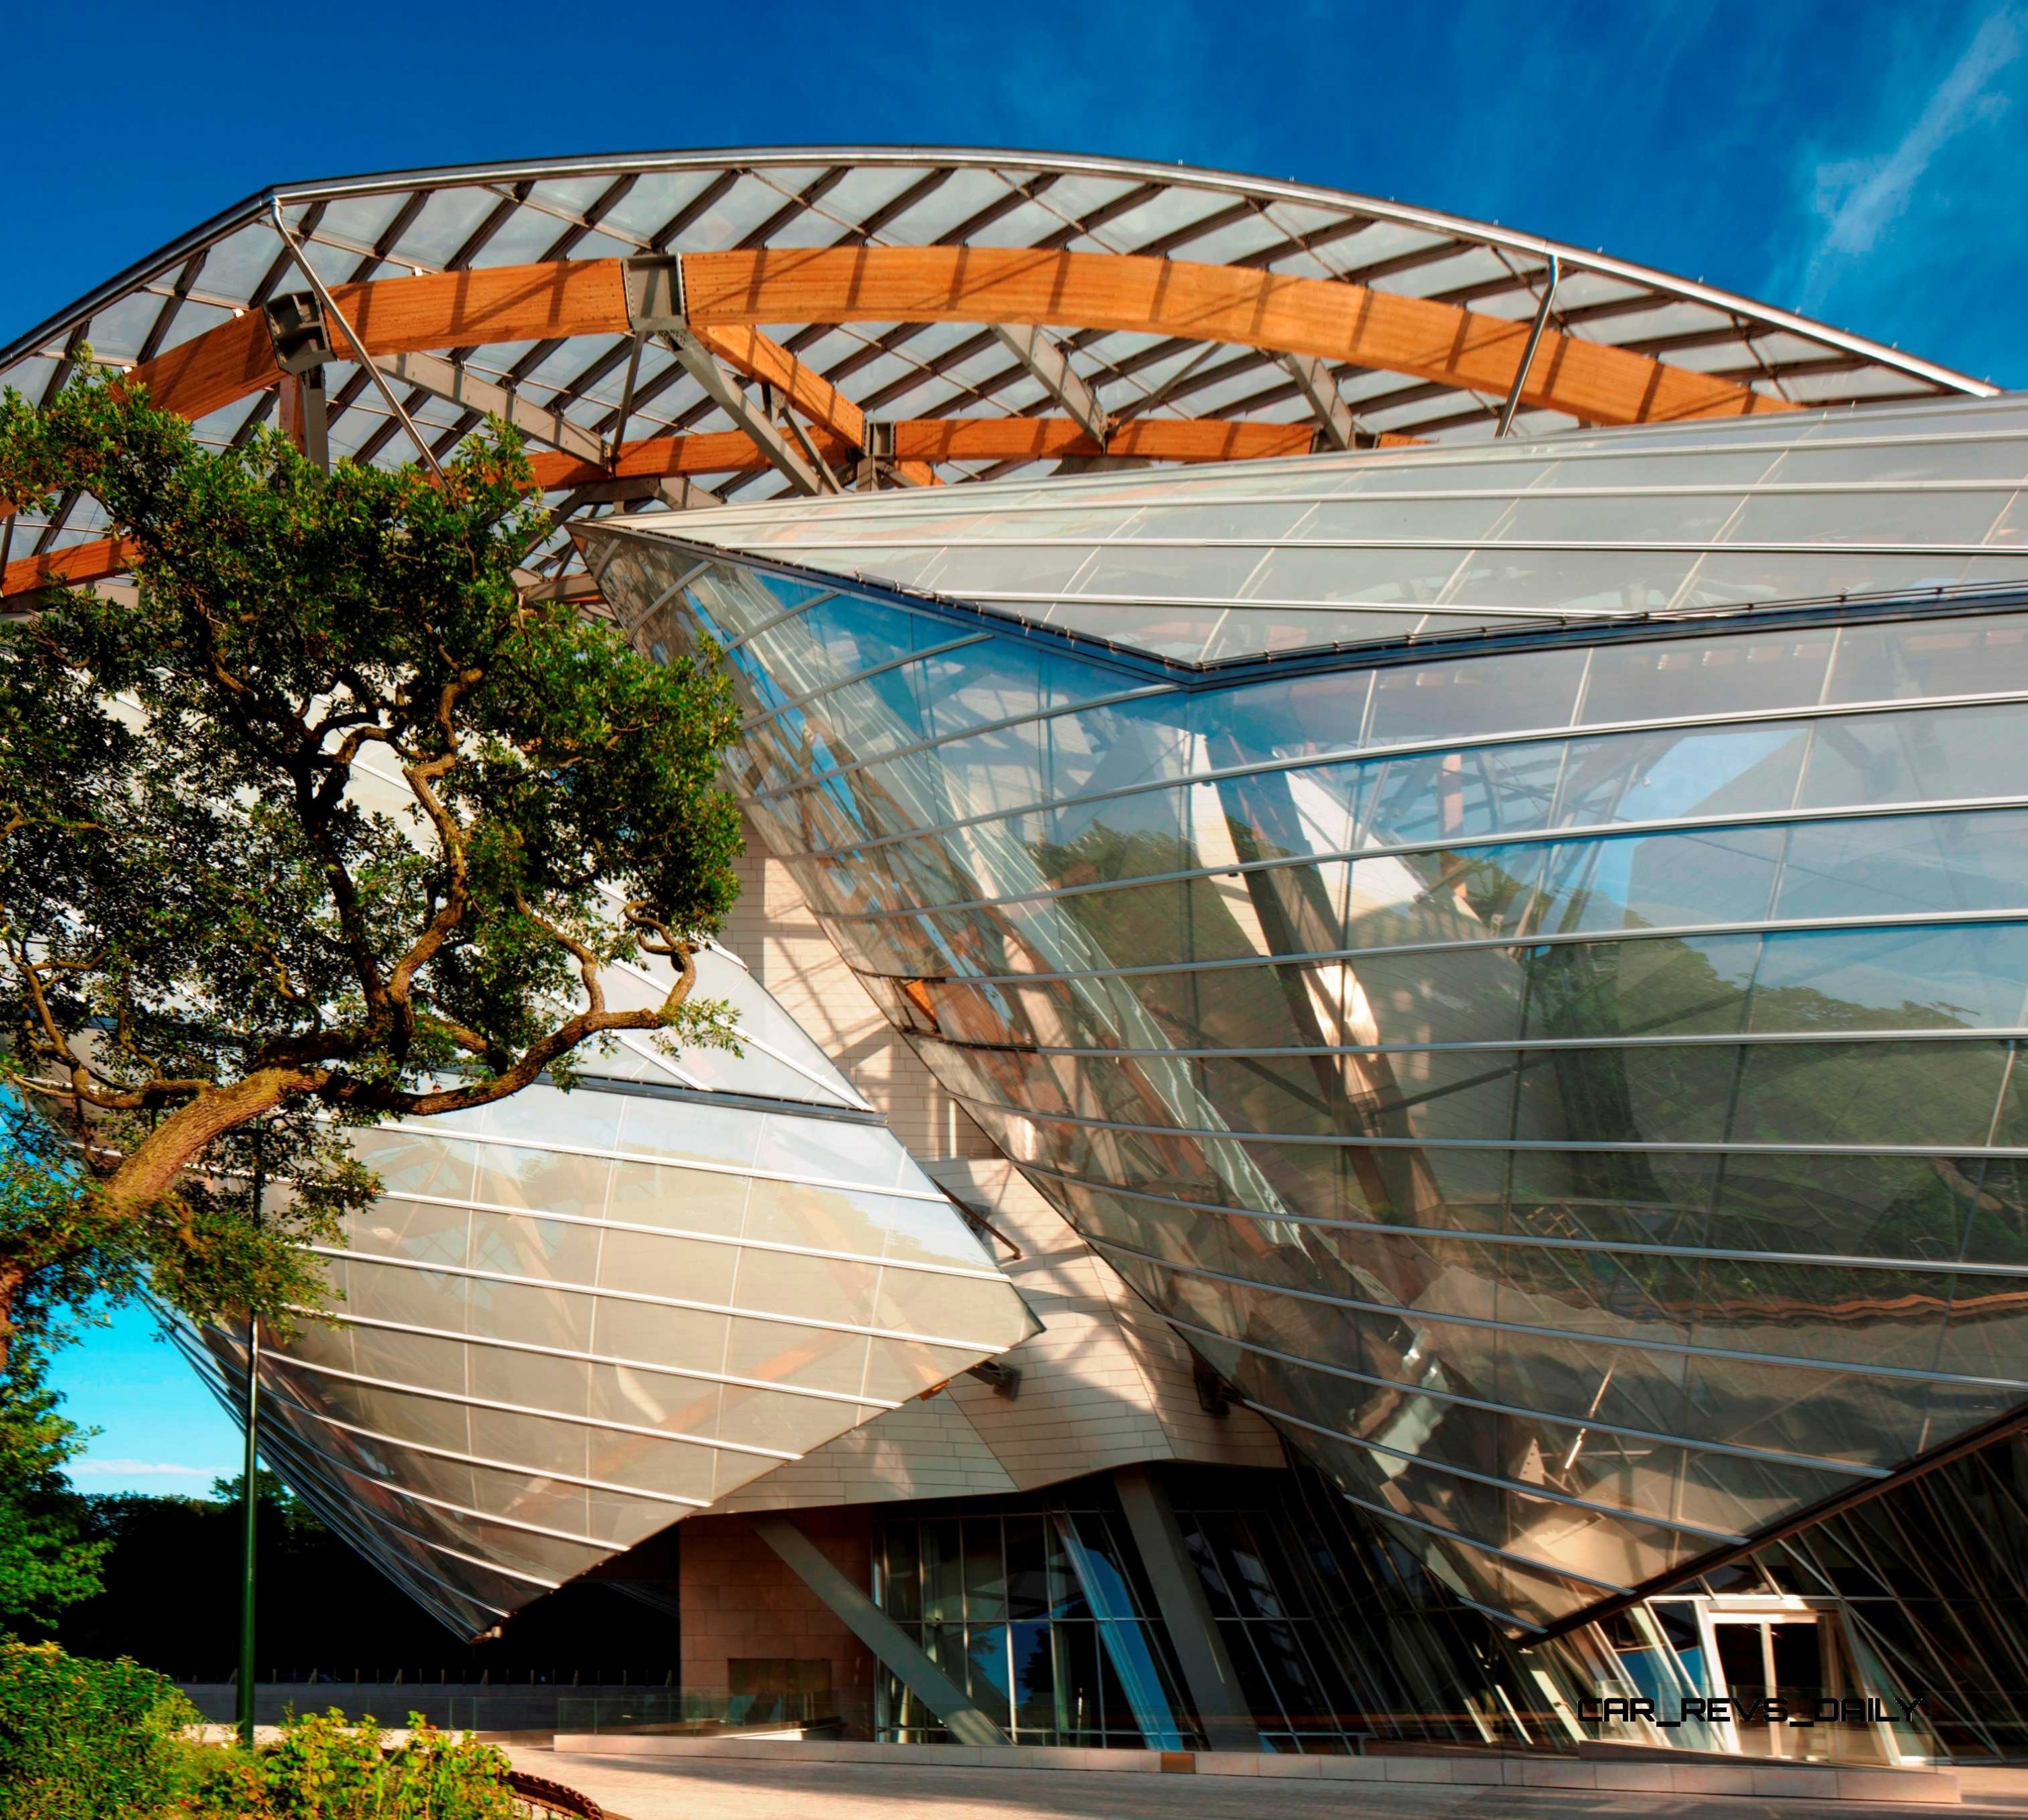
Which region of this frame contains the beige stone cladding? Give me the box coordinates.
[676,1507,876,1704]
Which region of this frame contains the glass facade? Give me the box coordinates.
[872,1494,1195,1748]
[586,390,2028,1637]
[174,942,1036,1639]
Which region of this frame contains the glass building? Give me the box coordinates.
[10,148,2028,1766]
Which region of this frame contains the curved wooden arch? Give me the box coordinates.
[3,417,1335,599]
[6,246,1789,599]
[124,246,1784,434]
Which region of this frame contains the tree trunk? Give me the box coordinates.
[0,1261,26,1376]
[101,1066,325,1221]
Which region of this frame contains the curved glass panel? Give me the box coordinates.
[588,408,2028,1630]
[177,961,1035,1637]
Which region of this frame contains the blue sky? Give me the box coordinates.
[21,0,2028,1491]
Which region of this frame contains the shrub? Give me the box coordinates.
[187,1708,524,1819]
[0,1639,200,1819]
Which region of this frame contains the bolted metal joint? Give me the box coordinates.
[262,292,334,376]
[967,1360,1022,1401]
[623,255,685,334]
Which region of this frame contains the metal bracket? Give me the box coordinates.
[966,1360,1022,1401]
[623,255,686,334]
[262,294,332,472]
[267,202,445,481]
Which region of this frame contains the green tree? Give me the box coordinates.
[0,371,743,1360]
[0,1351,104,1627]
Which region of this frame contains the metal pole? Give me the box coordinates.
[236,1133,266,1749]
[266,202,446,482]
[1496,254,1561,437]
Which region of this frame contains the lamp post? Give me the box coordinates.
[237,1132,265,1749]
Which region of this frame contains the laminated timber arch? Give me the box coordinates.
[115,246,1789,433]
[1,247,1790,599]
[0,147,1990,603]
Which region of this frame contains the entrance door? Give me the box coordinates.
[1711,1616,1824,1759]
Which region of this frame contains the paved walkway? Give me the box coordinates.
[509,1745,2020,1820]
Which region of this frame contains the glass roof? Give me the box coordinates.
[622,391,2028,664]
[0,148,1993,597]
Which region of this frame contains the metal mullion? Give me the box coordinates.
[169,1331,561,1598]
[917,896,2028,991]
[480,183,652,254]
[371,1116,950,1201]
[1332,1484,1630,1597]
[926,1023,2028,1060]
[712,586,842,653]
[369,1182,1006,1281]
[344,388,432,469]
[665,430,2028,524]
[34,324,86,408]
[754,532,2028,555]
[787,786,2028,912]
[713,477,2028,512]
[28,487,80,557]
[739,678,1171,799]
[773,681,2028,865]
[267,1347,799,1460]
[235,1392,710,1510]
[304,1306,898,1409]
[836,165,956,245]
[241,1426,530,1612]
[932,171,1063,248]
[643,167,743,251]
[951,1070,2028,1158]
[1103,346,1287,422]
[534,172,638,264]
[1009,1155,2028,1277]
[741,632,993,732]
[1123,198,1261,262]
[787,789,2028,922]
[558,339,680,436]
[241,1426,565,1587]
[1231,210,1386,276]
[257,1418,622,1550]
[131,249,210,365]
[1150,1308,1884,1477]
[319,1243,1013,1351]
[1251,1397,1745,1543]
[846,327,1008,417]
[737,166,849,250]
[1093,1234,2028,1389]
[1024,180,1166,253]
[345,189,431,283]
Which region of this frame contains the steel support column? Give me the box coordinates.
[748,1514,1009,1746]
[989,324,1111,443]
[1279,352,1357,450]
[1111,1465,1262,1751]
[381,351,605,464]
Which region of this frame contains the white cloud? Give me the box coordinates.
[1797,8,2023,305]
[71,1457,225,1478]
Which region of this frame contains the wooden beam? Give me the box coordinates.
[680,248,1790,428]
[102,248,1783,465]
[688,324,867,450]
[521,415,1318,491]
[0,415,1398,599]
[2,536,142,599]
